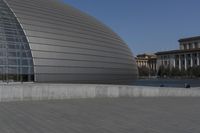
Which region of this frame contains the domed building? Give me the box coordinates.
[0,0,138,84]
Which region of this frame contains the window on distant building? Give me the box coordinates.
[183,44,187,50]
[187,60,191,66]
[193,53,197,58]
[175,60,179,67]
[182,60,185,65]
[189,43,192,49]
[194,59,197,66]
[164,61,168,65]
[187,54,191,58]
[194,42,198,49]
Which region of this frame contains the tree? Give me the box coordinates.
[171,67,181,77]
[157,65,200,78]
[138,66,149,77]
[158,65,172,77]
[191,66,200,77]
[163,66,170,77]
[187,67,193,78]
[157,65,165,77]
[180,68,185,77]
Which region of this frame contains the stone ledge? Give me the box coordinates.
[0,83,200,102]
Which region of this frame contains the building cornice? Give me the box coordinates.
[178,36,200,42]
[155,48,200,55]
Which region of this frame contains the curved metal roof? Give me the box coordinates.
[4,0,138,84]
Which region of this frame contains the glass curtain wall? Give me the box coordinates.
[0,0,34,82]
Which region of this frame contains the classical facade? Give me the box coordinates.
[0,0,138,83]
[135,54,157,72]
[156,36,200,70]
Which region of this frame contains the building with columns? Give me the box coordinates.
[135,54,157,72]
[156,36,200,70]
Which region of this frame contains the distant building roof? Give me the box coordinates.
[137,53,155,57]
[136,53,157,60]
[178,36,200,42]
[155,48,200,55]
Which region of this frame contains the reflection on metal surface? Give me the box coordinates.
[1,0,138,84]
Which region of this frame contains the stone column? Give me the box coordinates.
[179,55,181,70]
[156,57,161,71]
[146,61,148,68]
[191,53,193,67]
[172,55,176,68]
[154,61,156,71]
[184,54,187,70]
[197,53,200,66]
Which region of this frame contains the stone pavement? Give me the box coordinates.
[0,98,200,133]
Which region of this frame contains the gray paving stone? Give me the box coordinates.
[0,98,200,133]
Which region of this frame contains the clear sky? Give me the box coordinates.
[62,0,200,55]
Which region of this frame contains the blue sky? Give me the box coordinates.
[63,0,200,55]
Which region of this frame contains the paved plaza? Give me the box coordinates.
[0,98,200,133]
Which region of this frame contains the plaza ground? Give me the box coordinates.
[0,97,200,133]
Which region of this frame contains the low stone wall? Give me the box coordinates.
[0,83,200,102]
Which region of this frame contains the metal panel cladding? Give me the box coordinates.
[4,0,138,84]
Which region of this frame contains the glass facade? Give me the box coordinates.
[0,0,34,82]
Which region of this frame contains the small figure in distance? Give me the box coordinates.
[160,84,165,87]
[185,83,191,89]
